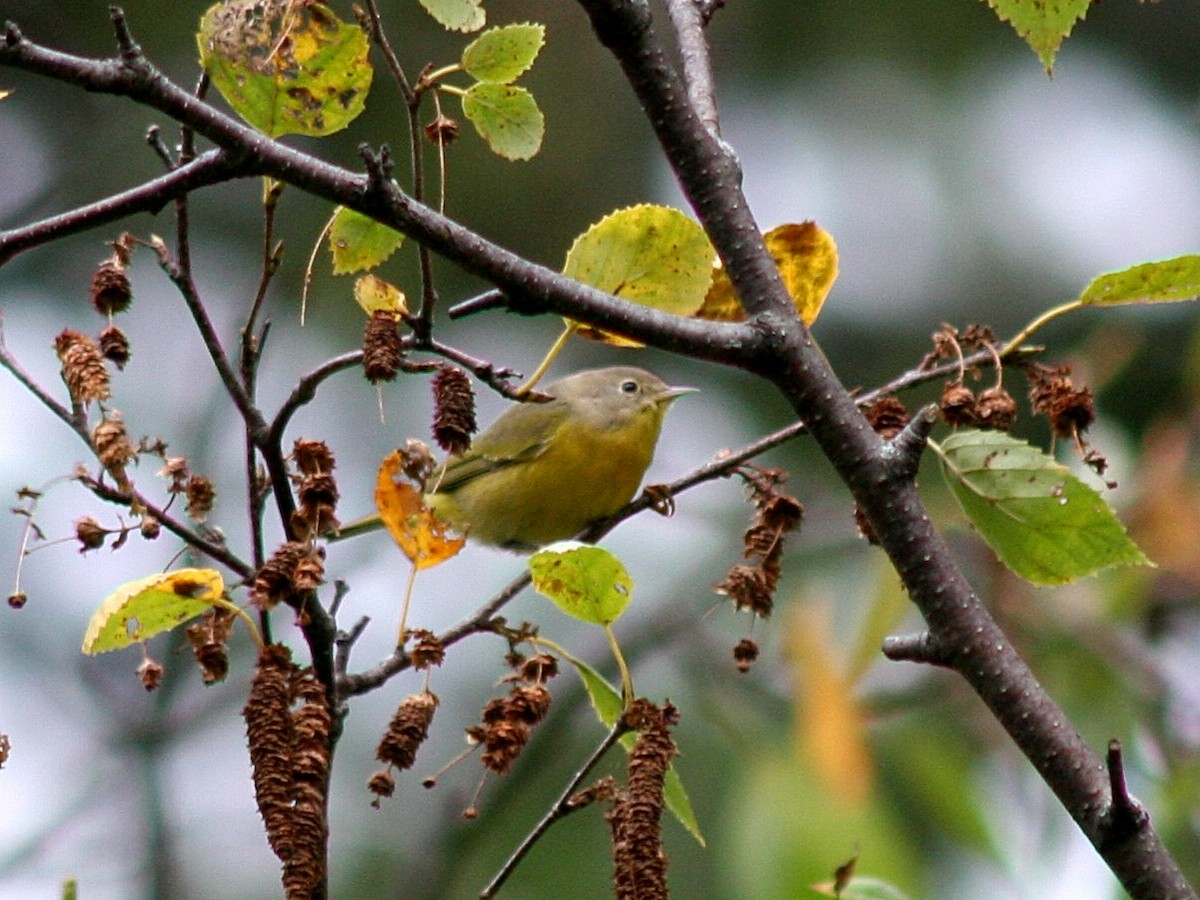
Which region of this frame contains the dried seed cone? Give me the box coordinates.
[608,700,678,900]
[253,541,316,610]
[184,475,216,522]
[91,414,136,487]
[55,329,110,406]
[715,563,773,616]
[186,606,236,685]
[98,325,131,369]
[90,257,133,316]
[286,671,330,900]
[432,366,476,456]
[862,395,909,440]
[244,645,298,864]
[732,637,760,673]
[362,310,402,383]
[74,516,107,552]
[424,113,460,146]
[940,384,978,427]
[975,386,1017,431]
[376,691,439,772]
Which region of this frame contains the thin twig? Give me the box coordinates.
[0,149,242,267]
[479,717,630,898]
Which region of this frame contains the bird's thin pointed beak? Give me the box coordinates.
[663,384,699,402]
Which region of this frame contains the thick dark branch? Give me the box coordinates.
[664,0,720,135]
[576,0,795,332]
[574,3,1194,897]
[0,22,762,364]
[0,149,239,267]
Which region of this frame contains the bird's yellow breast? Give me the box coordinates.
[428,411,661,550]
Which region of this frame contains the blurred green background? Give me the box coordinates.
[2,1,1199,898]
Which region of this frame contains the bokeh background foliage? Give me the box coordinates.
[2,1,1199,897]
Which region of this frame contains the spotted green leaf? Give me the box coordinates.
[462,23,544,84]
[461,82,544,160]
[936,430,1151,585]
[1078,255,1200,307]
[530,541,632,626]
[420,0,485,32]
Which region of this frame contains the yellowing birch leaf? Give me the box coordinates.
[329,207,404,275]
[375,450,464,568]
[562,204,716,347]
[697,222,838,326]
[198,0,372,137]
[530,541,632,626]
[82,568,224,654]
[354,274,408,316]
[788,603,873,808]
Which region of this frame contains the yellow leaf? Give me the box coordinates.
[697,221,838,326]
[787,602,873,808]
[354,274,408,316]
[375,450,465,568]
[82,568,224,654]
[562,204,716,347]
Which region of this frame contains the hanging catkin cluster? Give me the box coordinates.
[714,465,803,619]
[608,699,679,900]
[243,645,331,900]
[468,652,558,776]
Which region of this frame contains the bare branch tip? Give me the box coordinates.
[359,144,394,188]
[882,632,952,668]
[884,403,937,477]
[448,290,509,320]
[108,7,143,62]
[1102,738,1150,846]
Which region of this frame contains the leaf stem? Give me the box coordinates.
[517,322,577,395]
[211,596,266,652]
[605,623,634,708]
[1000,299,1082,357]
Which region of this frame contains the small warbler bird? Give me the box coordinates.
[425,366,694,551]
[335,366,694,551]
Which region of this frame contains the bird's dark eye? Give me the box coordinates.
[620,379,639,395]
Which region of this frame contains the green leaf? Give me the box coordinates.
[328,206,404,275]
[565,651,623,728]
[462,23,545,84]
[198,1,372,137]
[558,650,705,845]
[981,0,1091,74]
[562,204,716,347]
[935,430,1151,585]
[461,82,544,160]
[82,568,224,654]
[530,541,633,626]
[420,0,485,33]
[662,765,705,847]
[1078,255,1200,307]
